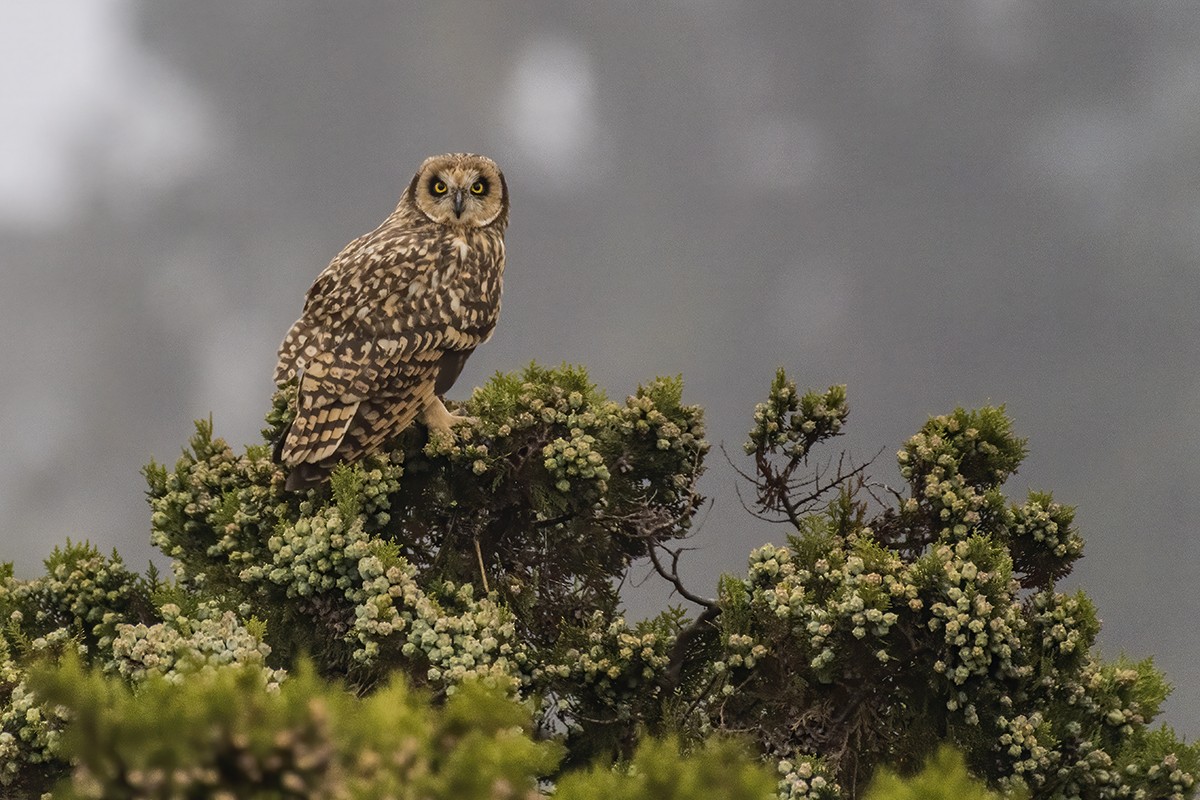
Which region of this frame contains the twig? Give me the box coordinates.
[473,535,490,594]
[647,542,716,610]
[719,442,760,484]
[663,604,722,690]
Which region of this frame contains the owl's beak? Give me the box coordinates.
[453,189,465,218]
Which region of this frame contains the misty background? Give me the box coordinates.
[2,2,1198,734]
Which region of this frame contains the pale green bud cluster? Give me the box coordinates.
[239,488,527,693]
[0,642,63,789]
[922,539,1026,720]
[620,384,707,454]
[900,433,1000,541]
[333,458,404,530]
[896,407,1026,546]
[0,544,153,789]
[107,602,283,688]
[1008,492,1084,587]
[379,578,524,694]
[421,370,706,515]
[426,368,621,491]
[538,612,672,729]
[1,541,144,655]
[1012,494,1081,560]
[745,370,848,459]
[735,540,907,681]
[1027,590,1095,662]
[776,754,840,800]
[543,431,610,495]
[722,633,767,670]
[244,504,367,598]
[992,703,1175,798]
[423,426,494,478]
[145,419,285,588]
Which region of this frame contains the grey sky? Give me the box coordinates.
[3,1,1198,735]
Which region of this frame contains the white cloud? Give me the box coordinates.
[503,36,604,188]
[0,0,210,229]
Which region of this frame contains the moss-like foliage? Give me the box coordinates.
[555,736,776,799]
[133,365,707,775]
[143,365,705,687]
[0,363,1195,799]
[864,747,1015,800]
[30,657,560,799]
[0,543,156,794]
[686,370,1199,798]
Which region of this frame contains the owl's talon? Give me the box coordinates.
[421,397,475,436]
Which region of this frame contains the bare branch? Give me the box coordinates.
[647,541,716,610]
[663,603,723,692]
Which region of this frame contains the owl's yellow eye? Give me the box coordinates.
[432,181,448,194]
[470,181,486,195]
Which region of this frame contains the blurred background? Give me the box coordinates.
[2,2,1198,734]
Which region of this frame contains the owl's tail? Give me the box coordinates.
[271,424,336,490]
[283,461,336,491]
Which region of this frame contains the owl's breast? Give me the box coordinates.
[433,228,504,327]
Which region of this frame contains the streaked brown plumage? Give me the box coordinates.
[274,153,508,490]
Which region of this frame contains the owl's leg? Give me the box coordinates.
[420,395,476,434]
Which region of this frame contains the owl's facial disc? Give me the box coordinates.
[412,154,506,228]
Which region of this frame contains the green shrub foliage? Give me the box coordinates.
[29,657,559,800]
[863,746,1013,800]
[0,363,1194,799]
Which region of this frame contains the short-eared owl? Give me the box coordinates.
[274,153,508,490]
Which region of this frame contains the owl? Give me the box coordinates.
[273,153,508,490]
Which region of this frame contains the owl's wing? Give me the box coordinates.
[278,333,444,465]
[275,268,346,385]
[283,290,481,476]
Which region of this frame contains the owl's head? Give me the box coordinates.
[408,153,508,229]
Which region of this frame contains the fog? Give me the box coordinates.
[3,2,1198,734]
